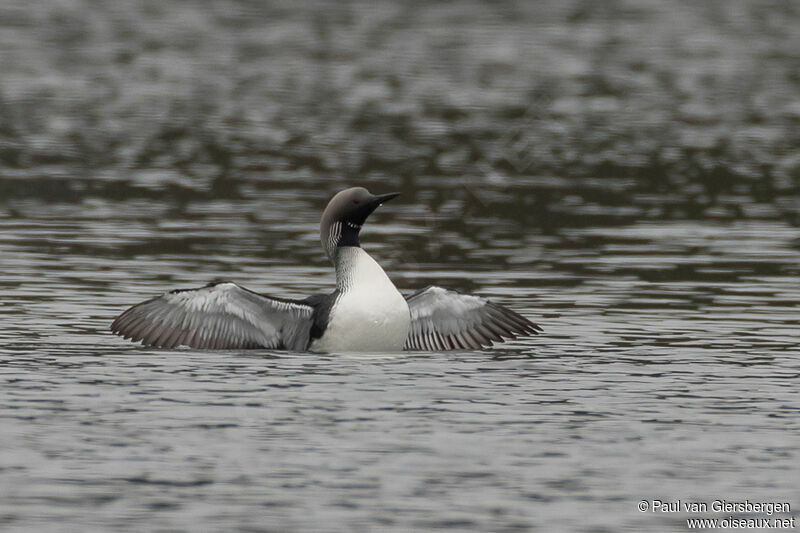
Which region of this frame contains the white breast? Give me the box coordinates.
[310,248,410,353]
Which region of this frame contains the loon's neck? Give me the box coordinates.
[333,246,393,292]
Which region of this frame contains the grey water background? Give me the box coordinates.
[1,1,799,531]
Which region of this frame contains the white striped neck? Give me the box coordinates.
[333,246,394,292]
[323,221,362,260]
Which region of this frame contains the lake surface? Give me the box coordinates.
[1,1,799,531]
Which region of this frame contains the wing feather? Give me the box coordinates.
[111,282,315,350]
[404,286,542,351]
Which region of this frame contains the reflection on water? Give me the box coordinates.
[1,0,799,531]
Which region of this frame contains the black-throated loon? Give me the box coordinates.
[111,187,542,351]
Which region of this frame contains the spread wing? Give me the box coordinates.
[110,282,315,350]
[404,286,542,351]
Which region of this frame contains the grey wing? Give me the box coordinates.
[110,282,314,350]
[404,286,542,351]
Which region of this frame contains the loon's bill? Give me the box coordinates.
[111,187,542,352]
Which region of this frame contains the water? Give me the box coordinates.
[1,1,799,531]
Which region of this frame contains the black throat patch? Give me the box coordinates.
[338,221,361,248]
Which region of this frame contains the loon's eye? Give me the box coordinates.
[353,200,360,205]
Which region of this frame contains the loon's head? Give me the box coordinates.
[320,187,400,260]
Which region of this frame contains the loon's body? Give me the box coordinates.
[111,187,541,352]
[310,247,410,352]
